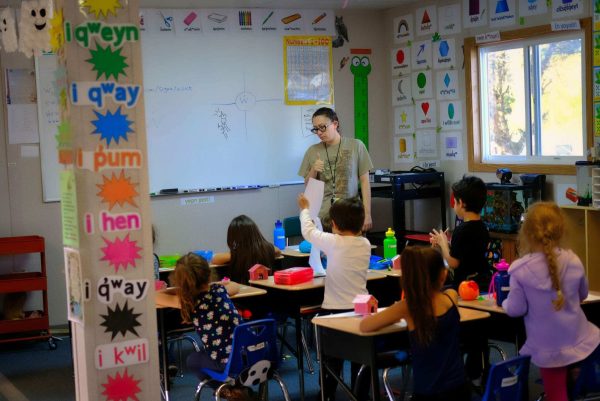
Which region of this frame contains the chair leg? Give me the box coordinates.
[382,367,395,401]
[301,330,314,374]
[272,372,292,401]
[194,379,211,401]
[214,382,228,401]
[279,322,288,358]
[488,342,508,362]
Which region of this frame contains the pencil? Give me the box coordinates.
[262,11,274,25]
[312,12,326,25]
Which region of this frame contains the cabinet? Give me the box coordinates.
[560,206,600,291]
[0,236,54,348]
[489,232,518,264]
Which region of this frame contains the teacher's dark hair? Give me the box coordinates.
[312,107,340,131]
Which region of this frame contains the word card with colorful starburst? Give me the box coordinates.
[55,0,160,399]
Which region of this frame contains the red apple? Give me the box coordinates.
[458,280,479,301]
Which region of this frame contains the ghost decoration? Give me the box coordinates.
[18,0,52,58]
[0,8,18,52]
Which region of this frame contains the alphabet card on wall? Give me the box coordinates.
[393,135,415,163]
[393,14,413,44]
[412,40,432,70]
[433,38,456,69]
[441,131,464,160]
[463,0,488,28]
[439,100,463,131]
[438,4,461,35]
[490,0,516,27]
[415,100,436,128]
[552,0,583,19]
[416,6,437,37]
[519,0,547,17]
[416,130,438,158]
[394,106,415,134]
[436,70,459,100]
[391,77,412,106]
[391,47,411,76]
[412,70,433,99]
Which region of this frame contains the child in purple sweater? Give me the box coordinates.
[503,202,600,401]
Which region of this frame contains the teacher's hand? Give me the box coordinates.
[362,213,372,232]
[311,154,324,175]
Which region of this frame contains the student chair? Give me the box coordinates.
[283,216,302,245]
[167,326,200,377]
[478,355,531,401]
[569,345,600,400]
[193,318,291,401]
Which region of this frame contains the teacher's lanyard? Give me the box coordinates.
[324,138,341,204]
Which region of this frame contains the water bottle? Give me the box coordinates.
[494,259,511,306]
[273,220,286,251]
[383,228,397,260]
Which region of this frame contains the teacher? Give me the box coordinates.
[298,107,373,231]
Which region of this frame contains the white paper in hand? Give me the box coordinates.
[309,217,326,277]
[304,178,324,220]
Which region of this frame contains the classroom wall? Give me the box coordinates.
[384,0,591,229]
[0,7,392,326]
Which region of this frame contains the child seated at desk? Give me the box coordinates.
[212,214,281,285]
[297,194,371,400]
[360,247,471,401]
[155,253,241,382]
[502,202,600,401]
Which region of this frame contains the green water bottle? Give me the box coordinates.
[383,228,397,260]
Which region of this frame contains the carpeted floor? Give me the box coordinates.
[0,329,545,401]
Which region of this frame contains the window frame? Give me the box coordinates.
[465,18,592,175]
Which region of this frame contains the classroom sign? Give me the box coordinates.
[519,0,548,17]
[393,14,413,44]
[416,130,438,158]
[552,0,583,19]
[391,47,411,76]
[594,67,600,102]
[173,9,202,34]
[490,0,516,27]
[595,0,600,31]
[391,77,412,106]
[595,32,600,67]
[416,6,437,37]
[415,100,436,128]
[412,70,433,100]
[439,101,463,131]
[412,40,432,70]
[433,38,456,69]
[441,131,464,160]
[438,4,461,36]
[436,70,459,100]
[463,0,488,28]
[394,106,415,134]
[393,135,415,163]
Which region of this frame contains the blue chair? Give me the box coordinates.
[193,319,291,401]
[569,346,600,400]
[479,355,531,401]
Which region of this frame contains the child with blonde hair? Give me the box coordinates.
[503,202,600,401]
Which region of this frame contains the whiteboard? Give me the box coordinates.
[141,32,318,192]
[36,54,61,202]
[36,31,327,201]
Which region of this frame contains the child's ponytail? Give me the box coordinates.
[543,237,564,310]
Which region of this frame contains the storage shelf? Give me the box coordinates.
[0,236,51,347]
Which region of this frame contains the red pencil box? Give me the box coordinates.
[273,267,314,285]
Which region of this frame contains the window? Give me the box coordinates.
[465,19,592,174]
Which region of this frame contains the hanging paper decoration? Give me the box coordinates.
[350,48,372,149]
[0,8,18,52]
[18,0,53,58]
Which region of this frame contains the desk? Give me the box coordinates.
[312,307,490,401]
[371,171,446,238]
[156,284,267,401]
[249,271,386,401]
[458,291,600,350]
